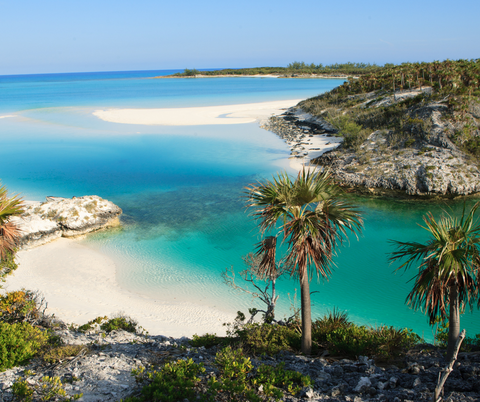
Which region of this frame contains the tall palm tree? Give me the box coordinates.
[390,203,480,361]
[245,168,363,354]
[0,183,24,260]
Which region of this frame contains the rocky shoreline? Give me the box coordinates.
[262,89,480,198]
[12,195,122,249]
[1,326,479,402]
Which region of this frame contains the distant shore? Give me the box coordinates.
[155,73,353,79]
[5,238,233,336]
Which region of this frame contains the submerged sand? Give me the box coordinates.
[5,239,233,336]
[93,99,303,126]
[4,99,341,336]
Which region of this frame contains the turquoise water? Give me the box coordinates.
[1,70,479,340]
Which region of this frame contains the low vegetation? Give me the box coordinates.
[298,59,480,159]
[124,346,312,402]
[169,61,384,77]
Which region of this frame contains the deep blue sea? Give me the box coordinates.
[1,69,479,340]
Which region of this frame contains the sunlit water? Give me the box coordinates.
[1,70,479,340]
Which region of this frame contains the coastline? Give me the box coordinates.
[93,99,303,126]
[5,238,233,336]
[4,98,339,337]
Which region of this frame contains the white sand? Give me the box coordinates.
[288,134,343,171]
[4,239,233,337]
[0,115,15,119]
[93,99,303,126]
[5,100,343,337]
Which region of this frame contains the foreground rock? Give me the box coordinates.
[12,196,122,249]
[0,327,479,401]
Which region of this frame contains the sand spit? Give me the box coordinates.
[93,99,303,126]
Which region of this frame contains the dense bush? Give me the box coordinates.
[100,316,138,333]
[0,290,42,324]
[125,346,312,402]
[12,375,82,401]
[234,323,301,355]
[0,321,48,371]
[78,315,139,334]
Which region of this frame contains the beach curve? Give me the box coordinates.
[93,99,303,126]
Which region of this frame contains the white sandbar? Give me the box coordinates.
[4,239,233,337]
[93,99,303,126]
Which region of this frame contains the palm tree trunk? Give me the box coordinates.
[446,284,460,361]
[300,273,312,355]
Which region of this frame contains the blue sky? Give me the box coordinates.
[1,0,479,75]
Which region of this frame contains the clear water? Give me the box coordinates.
[1,70,479,340]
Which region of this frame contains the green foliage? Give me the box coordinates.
[100,316,138,333]
[172,61,382,78]
[183,68,200,77]
[233,323,301,355]
[126,346,313,402]
[190,333,223,348]
[12,375,82,401]
[0,290,40,324]
[41,345,86,364]
[0,322,48,371]
[77,316,108,332]
[253,362,313,396]
[0,250,18,283]
[310,310,420,359]
[127,358,207,402]
[77,315,139,334]
[326,114,368,149]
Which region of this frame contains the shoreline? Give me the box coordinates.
[4,98,338,337]
[93,99,303,126]
[155,74,353,79]
[5,238,234,336]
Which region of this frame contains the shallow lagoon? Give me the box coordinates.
[1,71,479,340]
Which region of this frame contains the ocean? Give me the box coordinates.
[1,69,479,340]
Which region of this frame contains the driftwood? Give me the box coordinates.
[433,329,466,402]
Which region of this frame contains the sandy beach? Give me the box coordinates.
[5,238,233,336]
[3,99,340,337]
[93,99,303,126]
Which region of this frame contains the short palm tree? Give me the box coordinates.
[0,183,24,260]
[245,168,363,354]
[390,203,480,361]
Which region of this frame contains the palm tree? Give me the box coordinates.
[0,182,24,260]
[245,168,363,354]
[390,203,480,361]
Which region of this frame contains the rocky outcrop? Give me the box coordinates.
[263,89,480,198]
[313,101,480,198]
[0,328,479,401]
[12,196,122,249]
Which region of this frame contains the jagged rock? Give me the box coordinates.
[12,195,122,249]
[263,88,480,198]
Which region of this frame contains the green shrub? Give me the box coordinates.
[100,316,137,333]
[0,251,18,282]
[190,333,223,348]
[234,323,301,355]
[77,316,108,332]
[253,362,312,396]
[12,375,82,401]
[0,322,48,371]
[126,346,312,402]
[42,345,86,364]
[0,290,40,324]
[126,359,207,402]
[311,309,420,359]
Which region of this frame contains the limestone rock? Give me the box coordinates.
[12,195,122,249]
